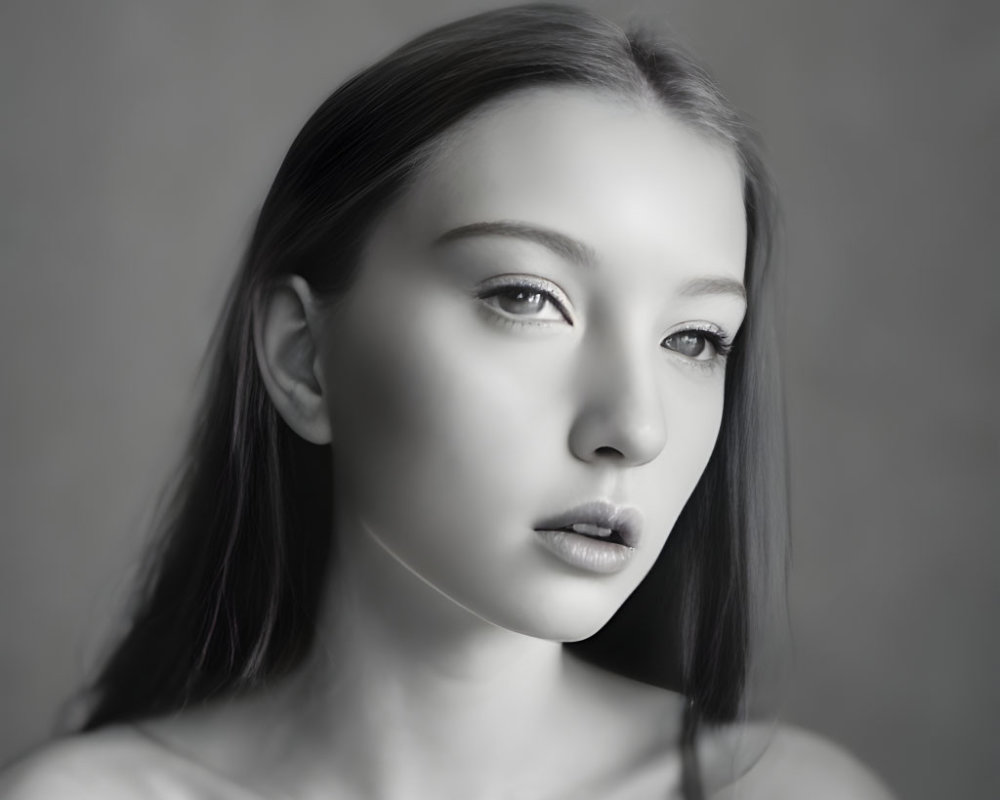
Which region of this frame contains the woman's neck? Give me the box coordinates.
[158,510,684,800]
[280,512,572,798]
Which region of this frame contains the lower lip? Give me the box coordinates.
[534,530,635,574]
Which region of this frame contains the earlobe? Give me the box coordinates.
[253,275,333,445]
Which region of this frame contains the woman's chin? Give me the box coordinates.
[467,591,627,644]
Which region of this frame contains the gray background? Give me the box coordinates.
[2,1,997,798]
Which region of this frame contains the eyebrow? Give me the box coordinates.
[434,219,746,301]
[677,276,747,301]
[433,221,597,268]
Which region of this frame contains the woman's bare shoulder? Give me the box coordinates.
[1,728,168,799]
[710,723,896,800]
[0,726,242,800]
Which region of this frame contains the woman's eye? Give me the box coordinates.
[479,284,570,323]
[661,330,730,361]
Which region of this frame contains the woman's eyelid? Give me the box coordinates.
[665,319,732,342]
[476,274,575,321]
[660,319,738,364]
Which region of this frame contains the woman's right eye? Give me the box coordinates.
[477,280,572,325]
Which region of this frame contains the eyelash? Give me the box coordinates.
[476,276,573,326]
[661,327,734,364]
[476,276,734,365]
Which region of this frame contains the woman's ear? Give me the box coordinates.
[253,275,332,445]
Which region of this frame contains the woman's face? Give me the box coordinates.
[319,88,747,641]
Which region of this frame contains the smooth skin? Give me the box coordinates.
[0,88,895,800]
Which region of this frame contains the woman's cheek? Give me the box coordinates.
[329,296,532,511]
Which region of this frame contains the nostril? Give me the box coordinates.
[594,445,625,459]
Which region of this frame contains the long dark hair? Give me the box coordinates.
[82,0,786,768]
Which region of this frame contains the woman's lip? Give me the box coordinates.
[534,529,635,574]
[533,501,643,548]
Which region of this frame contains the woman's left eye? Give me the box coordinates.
[478,282,570,324]
[661,329,732,361]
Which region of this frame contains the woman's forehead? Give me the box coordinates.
[382,86,747,282]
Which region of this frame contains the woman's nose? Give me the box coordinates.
[567,336,667,468]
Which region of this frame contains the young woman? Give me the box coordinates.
[2,5,893,799]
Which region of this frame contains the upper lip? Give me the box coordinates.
[533,500,643,548]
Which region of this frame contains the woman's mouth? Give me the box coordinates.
[532,502,642,574]
[561,522,628,545]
